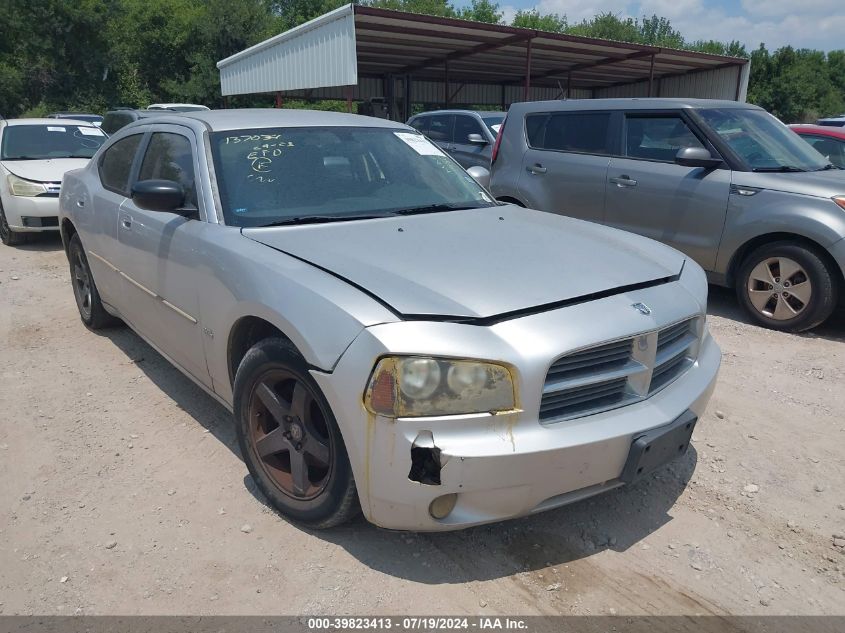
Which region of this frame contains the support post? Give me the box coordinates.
[275,91,283,108]
[404,74,413,121]
[444,60,450,107]
[648,55,655,97]
[523,38,533,102]
[385,73,395,120]
[566,72,572,99]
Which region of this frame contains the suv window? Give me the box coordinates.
[98,134,143,196]
[525,112,611,154]
[427,115,454,143]
[139,132,197,207]
[625,115,703,162]
[453,115,484,143]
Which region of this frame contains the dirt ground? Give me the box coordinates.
[1,235,843,617]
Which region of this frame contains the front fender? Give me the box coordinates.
[715,190,845,276]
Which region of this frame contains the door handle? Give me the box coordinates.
[610,175,638,187]
[121,217,132,229]
[527,164,547,174]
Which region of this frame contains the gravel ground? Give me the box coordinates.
[1,235,843,616]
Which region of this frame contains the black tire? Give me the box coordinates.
[0,200,26,246]
[233,338,359,529]
[736,241,837,332]
[68,234,119,329]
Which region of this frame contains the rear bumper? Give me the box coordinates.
[2,195,60,232]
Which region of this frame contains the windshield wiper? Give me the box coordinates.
[814,163,840,171]
[752,166,807,172]
[2,156,43,161]
[256,214,387,227]
[392,203,477,216]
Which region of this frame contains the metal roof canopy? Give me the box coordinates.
[217,4,750,118]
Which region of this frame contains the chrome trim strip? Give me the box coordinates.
[89,250,197,324]
[161,298,198,324]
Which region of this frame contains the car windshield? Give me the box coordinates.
[210,126,496,227]
[482,115,504,136]
[1,124,107,160]
[697,108,831,171]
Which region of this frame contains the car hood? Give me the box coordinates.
[242,205,686,320]
[738,169,845,199]
[1,158,90,183]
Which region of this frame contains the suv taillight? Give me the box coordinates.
[491,116,506,164]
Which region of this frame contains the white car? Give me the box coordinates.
[0,118,107,245]
[147,103,210,112]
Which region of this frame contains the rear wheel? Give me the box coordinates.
[68,234,119,329]
[0,201,26,246]
[736,241,837,332]
[233,338,359,528]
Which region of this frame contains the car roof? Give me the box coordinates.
[790,124,845,140]
[136,108,411,132]
[412,110,507,117]
[1,118,99,127]
[508,98,761,113]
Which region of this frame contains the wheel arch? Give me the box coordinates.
[726,232,844,293]
[60,217,78,257]
[227,315,299,388]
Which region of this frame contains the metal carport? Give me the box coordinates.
[217,4,750,120]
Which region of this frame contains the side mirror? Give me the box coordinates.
[675,146,722,169]
[131,179,190,214]
[467,133,488,145]
[466,166,490,189]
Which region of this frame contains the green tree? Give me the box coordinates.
[511,9,567,32]
[456,0,502,24]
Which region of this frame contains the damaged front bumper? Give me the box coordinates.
[311,276,720,532]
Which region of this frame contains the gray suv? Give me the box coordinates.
[407,110,504,169]
[490,98,845,332]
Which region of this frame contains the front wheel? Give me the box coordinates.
[0,201,26,246]
[736,241,837,332]
[233,338,359,529]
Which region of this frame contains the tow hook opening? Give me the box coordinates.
[408,431,442,486]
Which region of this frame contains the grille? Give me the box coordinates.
[540,317,699,423]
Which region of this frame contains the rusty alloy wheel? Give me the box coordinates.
[71,247,94,321]
[247,369,333,500]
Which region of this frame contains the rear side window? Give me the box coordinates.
[525,112,611,154]
[409,117,429,135]
[102,113,133,135]
[427,115,454,142]
[625,115,703,162]
[139,132,197,208]
[98,134,143,196]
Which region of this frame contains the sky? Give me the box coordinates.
[472,0,845,52]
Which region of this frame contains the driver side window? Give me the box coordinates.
[139,132,198,208]
[625,115,704,162]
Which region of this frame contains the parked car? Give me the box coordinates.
[59,109,719,531]
[817,114,845,127]
[147,103,210,112]
[0,118,107,245]
[489,98,845,332]
[407,109,505,169]
[791,124,845,169]
[101,109,171,135]
[48,112,104,127]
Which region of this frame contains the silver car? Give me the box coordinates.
[59,109,719,531]
[490,98,845,332]
[407,110,504,169]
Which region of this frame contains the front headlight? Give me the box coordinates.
[8,173,47,197]
[364,356,516,418]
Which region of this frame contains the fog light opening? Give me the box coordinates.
[429,493,458,520]
[408,431,441,486]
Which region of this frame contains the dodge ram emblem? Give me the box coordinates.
[632,302,652,315]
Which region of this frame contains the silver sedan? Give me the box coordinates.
[58,109,720,531]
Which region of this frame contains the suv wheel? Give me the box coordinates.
[233,338,359,528]
[736,241,837,332]
[0,201,26,246]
